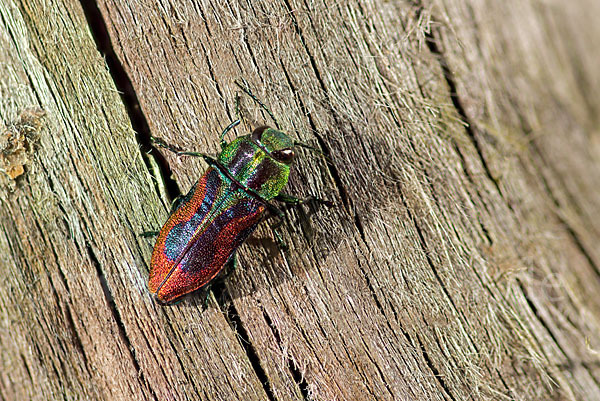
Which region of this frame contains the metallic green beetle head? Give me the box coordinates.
[251,126,295,164]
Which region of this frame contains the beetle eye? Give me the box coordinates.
[272,148,295,164]
[251,126,269,143]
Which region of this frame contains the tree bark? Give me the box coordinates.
[1,0,600,400]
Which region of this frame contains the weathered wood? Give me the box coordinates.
[1,0,599,400]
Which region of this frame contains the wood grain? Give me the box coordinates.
[1,0,599,400]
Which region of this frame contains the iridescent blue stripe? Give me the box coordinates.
[164,169,221,261]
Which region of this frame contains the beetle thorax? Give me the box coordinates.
[218,136,291,201]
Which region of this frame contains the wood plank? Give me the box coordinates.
[1,0,599,400]
[0,1,268,400]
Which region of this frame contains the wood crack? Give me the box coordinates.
[87,241,159,401]
[423,24,508,208]
[261,307,308,401]
[78,0,180,203]
[216,290,278,401]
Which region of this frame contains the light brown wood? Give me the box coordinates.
[1,0,600,400]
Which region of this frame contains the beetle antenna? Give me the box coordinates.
[235,79,281,130]
[294,141,334,165]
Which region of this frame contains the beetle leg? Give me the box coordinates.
[150,136,186,154]
[170,194,186,212]
[275,193,334,208]
[201,287,213,311]
[151,136,215,160]
[261,202,289,251]
[140,231,160,238]
[271,195,333,246]
[269,215,289,251]
[220,253,238,280]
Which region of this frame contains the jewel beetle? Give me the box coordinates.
[147,83,332,304]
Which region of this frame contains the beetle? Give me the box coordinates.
[147,83,332,304]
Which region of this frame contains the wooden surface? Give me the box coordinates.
[1,0,600,400]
